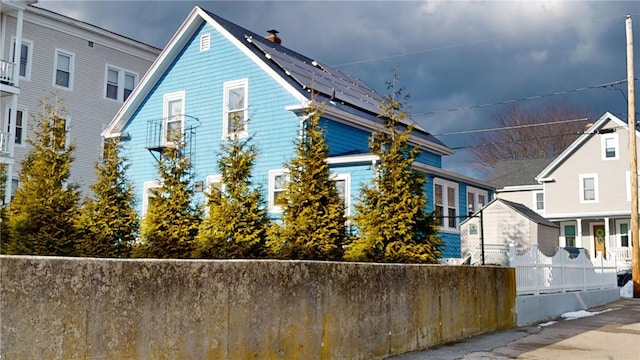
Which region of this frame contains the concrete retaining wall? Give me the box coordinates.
[516,288,620,326]
[0,256,516,359]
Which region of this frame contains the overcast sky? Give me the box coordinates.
[36,0,640,178]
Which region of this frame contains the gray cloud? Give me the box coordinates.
[37,0,640,178]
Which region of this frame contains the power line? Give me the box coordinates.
[435,117,591,136]
[411,79,632,117]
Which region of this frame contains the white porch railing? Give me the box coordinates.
[0,59,15,85]
[508,244,617,296]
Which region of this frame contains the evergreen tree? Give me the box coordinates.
[0,164,8,254]
[345,77,442,263]
[4,93,81,255]
[77,138,138,257]
[133,133,201,258]
[194,117,269,258]
[266,102,347,260]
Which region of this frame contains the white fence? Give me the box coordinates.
[508,244,617,296]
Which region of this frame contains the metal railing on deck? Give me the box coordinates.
[0,59,15,85]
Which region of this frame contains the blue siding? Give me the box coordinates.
[325,120,370,156]
[121,21,301,213]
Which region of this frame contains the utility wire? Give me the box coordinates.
[411,79,631,117]
[435,117,591,136]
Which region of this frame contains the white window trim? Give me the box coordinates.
[466,186,487,215]
[626,170,640,202]
[4,106,27,147]
[142,180,161,216]
[200,33,211,52]
[268,169,288,212]
[104,64,138,102]
[222,78,249,139]
[332,173,351,216]
[205,174,224,194]
[162,90,185,146]
[560,221,577,247]
[601,133,619,160]
[532,190,544,212]
[615,219,631,248]
[11,36,33,81]
[579,173,599,203]
[53,48,75,90]
[434,178,459,232]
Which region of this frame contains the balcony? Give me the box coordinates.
[145,115,200,161]
[0,60,16,86]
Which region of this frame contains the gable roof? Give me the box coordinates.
[461,198,557,227]
[489,158,552,189]
[102,6,452,156]
[536,112,637,182]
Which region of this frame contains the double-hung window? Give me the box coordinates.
[579,174,598,203]
[142,180,161,216]
[11,37,32,80]
[533,191,544,211]
[434,178,458,230]
[5,108,25,145]
[466,187,487,216]
[601,133,619,160]
[617,221,630,248]
[105,65,137,102]
[54,49,74,89]
[269,169,288,212]
[163,91,185,145]
[223,79,248,138]
[562,223,576,247]
[333,174,351,215]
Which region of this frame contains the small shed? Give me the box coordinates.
[460,198,559,265]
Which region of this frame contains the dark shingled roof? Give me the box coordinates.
[488,158,552,188]
[201,8,447,149]
[499,199,558,228]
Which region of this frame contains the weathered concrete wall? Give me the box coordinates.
[0,256,516,359]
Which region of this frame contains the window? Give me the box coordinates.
[205,174,224,195]
[223,79,248,138]
[142,180,161,216]
[579,174,598,203]
[163,91,185,145]
[105,65,138,102]
[333,173,351,215]
[11,38,32,80]
[601,133,619,160]
[618,221,630,247]
[466,187,488,216]
[54,49,74,89]
[434,178,458,230]
[533,191,544,211]
[5,108,25,145]
[626,171,640,202]
[563,224,576,247]
[269,170,288,212]
[200,33,211,52]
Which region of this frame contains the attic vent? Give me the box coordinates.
[88,40,94,48]
[200,33,211,52]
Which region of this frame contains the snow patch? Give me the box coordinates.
[561,307,620,320]
[538,321,557,327]
[620,280,633,298]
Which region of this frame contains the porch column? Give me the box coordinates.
[12,8,24,87]
[576,218,583,247]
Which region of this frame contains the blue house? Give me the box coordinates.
[102,6,494,258]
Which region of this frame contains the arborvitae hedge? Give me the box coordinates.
[77,138,138,257]
[4,93,81,256]
[267,102,347,260]
[345,80,443,263]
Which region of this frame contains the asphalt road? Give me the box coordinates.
[389,297,640,360]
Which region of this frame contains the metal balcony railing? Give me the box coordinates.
[145,115,201,161]
[0,59,15,85]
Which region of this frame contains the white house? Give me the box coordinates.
[0,1,160,202]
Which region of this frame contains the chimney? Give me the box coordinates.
[266,29,281,44]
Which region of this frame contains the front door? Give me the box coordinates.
[593,225,606,258]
